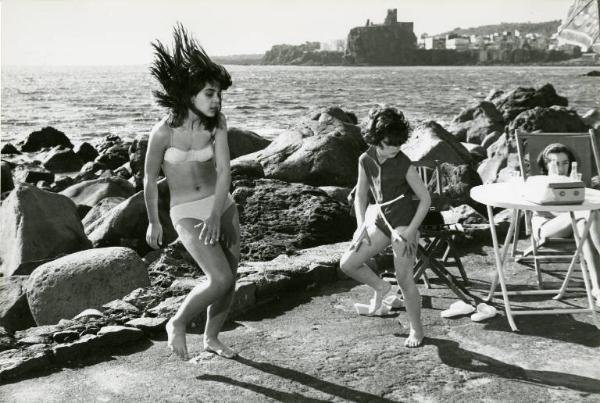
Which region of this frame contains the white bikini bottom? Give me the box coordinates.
[170,194,235,226]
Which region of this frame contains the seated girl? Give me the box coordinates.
[339,106,431,348]
[533,143,600,306]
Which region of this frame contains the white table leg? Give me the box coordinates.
[486,206,519,331]
[568,211,599,329]
[486,208,517,301]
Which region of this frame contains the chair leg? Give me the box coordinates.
[531,236,543,289]
[446,237,468,284]
[511,209,521,257]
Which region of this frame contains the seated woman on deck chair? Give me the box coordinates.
[533,143,600,306]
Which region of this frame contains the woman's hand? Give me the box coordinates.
[146,222,163,249]
[392,228,418,258]
[196,213,221,246]
[350,224,371,252]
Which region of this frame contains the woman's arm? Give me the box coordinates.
[198,113,231,245]
[354,160,370,228]
[144,121,168,249]
[404,165,432,236]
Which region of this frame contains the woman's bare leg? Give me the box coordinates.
[391,226,423,348]
[340,224,393,311]
[167,217,235,359]
[203,206,241,357]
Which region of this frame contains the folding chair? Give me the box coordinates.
[512,128,600,289]
[412,160,472,302]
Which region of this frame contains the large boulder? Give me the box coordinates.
[448,101,505,144]
[402,121,472,165]
[507,106,588,133]
[488,83,568,122]
[26,247,149,325]
[0,276,36,332]
[23,169,54,185]
[60,177,135,209]
[1,162,14,193]
[42,147,84,173]
[228,128,271,159]
[20,127,73,152]
[232,179,354,261]
[85,179,176,255]
[0,184,91,277]
[233,109,366,187]
[82,197,126,229]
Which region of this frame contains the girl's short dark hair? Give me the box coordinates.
[536,143,577,175]
[363,106,411,146]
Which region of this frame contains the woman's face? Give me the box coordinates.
[377,137,402,159]
[546,152,571,176]
[191,82,222,117]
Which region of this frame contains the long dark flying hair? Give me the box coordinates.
[150,23,232,131]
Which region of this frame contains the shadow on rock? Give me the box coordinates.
[482,315,600,348]
[424,337,600,394]
[211,355,396,402]
[196,374,330,403]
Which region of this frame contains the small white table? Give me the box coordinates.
[470,182,600,331]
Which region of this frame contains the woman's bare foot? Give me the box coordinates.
[166,318,188,359]
[404,326,424,348]
[204,338,237,359]
[369,281,392,315]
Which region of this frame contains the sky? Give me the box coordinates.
[1,0,574,66]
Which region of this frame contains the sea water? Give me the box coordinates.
[2,65,599,146]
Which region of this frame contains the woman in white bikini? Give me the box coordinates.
[340,106,430,348]
[144,25,239,359]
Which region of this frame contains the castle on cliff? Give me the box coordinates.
[344,9,417,65]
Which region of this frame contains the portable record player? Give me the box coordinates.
[522,175,585,205]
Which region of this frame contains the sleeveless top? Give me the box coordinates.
[359,147,418,229]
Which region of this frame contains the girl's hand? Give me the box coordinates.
[350,224,371,252]
[146,223,163,249]
[196,213,221,246]
[392,228,418,258]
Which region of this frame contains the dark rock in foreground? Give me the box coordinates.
[233,179,354,261]
[1,143,21,155]
[27,247,149,325]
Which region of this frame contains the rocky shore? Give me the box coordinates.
[1,83,599,382]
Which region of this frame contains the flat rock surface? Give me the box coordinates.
[1,242,599,402]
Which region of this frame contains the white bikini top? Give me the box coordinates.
[163,129,214,164]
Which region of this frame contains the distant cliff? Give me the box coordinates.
[344,9,417,65]
[262,42,343,65]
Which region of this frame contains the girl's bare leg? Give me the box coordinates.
[203,207,241,358]
[166,217,235,359]
[340,224,394,311]
[391,226,424,348]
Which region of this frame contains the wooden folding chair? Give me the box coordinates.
[412,160,472,302]
[512,128,600,289]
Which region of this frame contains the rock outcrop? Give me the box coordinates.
[60,177,135,209]
[402,121,471,165]
[232,179,354,261]
[487,83,568,122]
[20,127,73,152]
[448,101,505,144]
[0,184,91,277]
[26,247,149,325]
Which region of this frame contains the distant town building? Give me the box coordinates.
[424,36,446,50]
[446,35,469,51]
